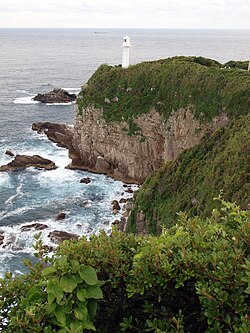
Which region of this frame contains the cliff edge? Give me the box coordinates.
[69,56,250,183]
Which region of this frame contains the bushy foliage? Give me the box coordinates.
[0,236,103,333]
[53,200,250,332]
[77,56,250,125]
[0,200,249,332]
[127,114,250,234]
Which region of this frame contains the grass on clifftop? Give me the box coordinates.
[127,114,250,235]
[77,56,250,124]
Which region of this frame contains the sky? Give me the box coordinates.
[0,0,250,29]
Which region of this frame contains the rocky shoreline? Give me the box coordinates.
[0,121,138,250]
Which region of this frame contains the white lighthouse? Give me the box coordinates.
[122,35,131,68]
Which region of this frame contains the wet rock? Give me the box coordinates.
[113,209,119,215]
[55,212,66,221]
[80,177,91,184]
[5,150,15,157]
[2,234,16,249]
[119,198,127,204]
[48,230,79,244]
[32,88,76,104]
[0,154,57,172]
[0,232,4,246]
[125,188,134,194]
[112,200,121,211]
[122,210,129,218]
[21,223,48,232]
[112,219,120,225]
[32,122,73,149]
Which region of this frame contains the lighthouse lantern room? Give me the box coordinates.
[122,35,131,68]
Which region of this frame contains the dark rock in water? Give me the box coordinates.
[32,88,76,104]
[48,230,79,244]
[0,154,57,172]
[32,122,73,149]
[2,234,16,249]
[0,232,4,246]
[21,223,48,232]
[112,200,121,211]
[112,219,120,225]
[80,177,91,184]
[119,198,128,204]
[125,188,134,194]
[55,212,66,221]
[5,150,15,157]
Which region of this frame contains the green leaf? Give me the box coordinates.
[74,306,88,321]
[54,306,66,326]
[45,301,57,314]
[47,280,64,302]
[87,299,97,321]
[60,275,78,293]
[86,284,103,299]
[42,266,57,277]
[48,292,56,305]
[79,266,98,285]
[77,289,87,302]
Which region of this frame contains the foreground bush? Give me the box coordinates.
[1,199,249,332]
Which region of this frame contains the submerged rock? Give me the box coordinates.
[48,230,79,244]
[0,154,57,172]
[32,88,76,104]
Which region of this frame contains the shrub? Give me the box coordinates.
[1,200,249,332]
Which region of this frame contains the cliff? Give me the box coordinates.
[69,56,250,183]
[127,114,250,235]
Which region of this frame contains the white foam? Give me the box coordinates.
[0,206,32,220]
[13,96,39,104]
[45,101,75,106]
[0,173,12,188]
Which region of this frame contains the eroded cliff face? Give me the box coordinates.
[68,104,229,184]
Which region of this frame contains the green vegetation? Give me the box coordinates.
[1,200,249,332]
[0,235,103,333]
[127,114,250,235]
[77,56,250,125]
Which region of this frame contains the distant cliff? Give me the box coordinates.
[69,56,250,183]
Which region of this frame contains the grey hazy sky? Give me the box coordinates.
[0,0,250,29]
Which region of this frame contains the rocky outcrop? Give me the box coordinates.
[0,154,57,172]
[69,106,229,183]
[32,88,76,104]
[48,230,79,244]
[32,122,73,149]
[21,223,48,232]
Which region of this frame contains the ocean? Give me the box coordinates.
[0,28,250,277]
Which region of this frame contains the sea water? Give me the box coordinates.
[0,28,250,277]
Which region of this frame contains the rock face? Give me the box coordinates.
[0,154,57,172]
[69,106,229,183]
[32,122,73,149]
[32,88,76,104]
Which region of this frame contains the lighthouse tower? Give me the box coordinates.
[122,35,131,68]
